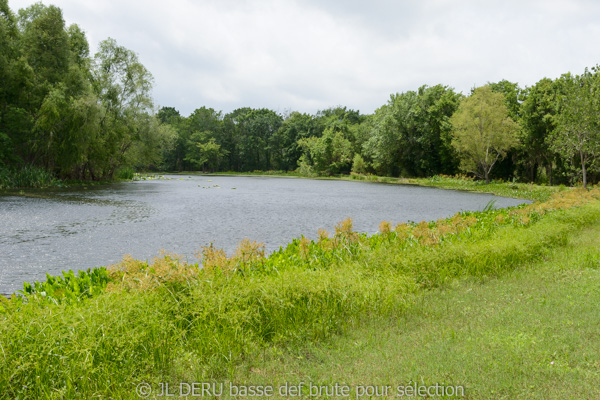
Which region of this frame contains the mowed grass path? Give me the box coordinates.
[230,223,600,399]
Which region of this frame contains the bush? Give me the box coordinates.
[351,153,368,174]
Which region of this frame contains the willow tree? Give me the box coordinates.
[90,38,154,179]
[450,85,519,183]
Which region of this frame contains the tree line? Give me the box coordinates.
[0,1,174,181]
[2,1,600,187]
[158,73,600,187]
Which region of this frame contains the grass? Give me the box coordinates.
[0,182,598,399]
[228,222,600,399]
[406,174,563,202]
[0,165,61,189]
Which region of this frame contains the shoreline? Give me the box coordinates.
[0,176,565,296]
[164,171,561,202]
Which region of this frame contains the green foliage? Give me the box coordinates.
[2,0,600,188]
[225,107,284,172]
[0,132,14,166]
[519,77,563,184]
[0,165,59,188]
[3,1,600,187]
[451,85,520,183]
[488,79,523,120]
[415,174,558,202]
[550,68,600,188]
[297,127,354,175]
[19,267,110,305]
[117,166,135,180]
[270,111,316,171]
[364,85,461,177]
[0,1,175,183]
[293,107,365,175]
[19,4,70,86]
[351,153,368,174]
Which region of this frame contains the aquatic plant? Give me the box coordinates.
[17,267,110,305]
[0,165,61,189]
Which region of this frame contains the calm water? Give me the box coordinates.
[0,175,529,295]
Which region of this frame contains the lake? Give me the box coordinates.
[0,175,529,295]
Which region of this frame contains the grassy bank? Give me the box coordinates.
[0,184,598,398]
[230,221,600,399]
[371,174,561,203]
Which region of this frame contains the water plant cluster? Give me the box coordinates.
[0,165,61,189]
[19,268,110,305]
[1,186,599,398]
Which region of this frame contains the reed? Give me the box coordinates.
[0,165,60,189]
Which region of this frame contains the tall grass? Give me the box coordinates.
[117,166,135,180]
[1,187,599,398]
[0,165,60,189]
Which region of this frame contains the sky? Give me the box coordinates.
[9,0,600,117]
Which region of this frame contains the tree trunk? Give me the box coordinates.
[581,150,587,189]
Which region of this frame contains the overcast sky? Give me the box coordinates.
[9,0,600,116]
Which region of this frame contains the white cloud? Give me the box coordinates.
[8,0,600,116]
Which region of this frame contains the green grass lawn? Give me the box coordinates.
[228,221,600,399]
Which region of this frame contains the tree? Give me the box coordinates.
[364,85,460,177]
[270,111,315,171]
[90,38,154,179]
[351,153,367,174]
[519,78,564,184]
[450,85,520,184]
[363,102,401,176]
[487,80,523,180]
[296,106,363,175]
[184,134,227,172]
[129,114,177,171]
[550,68,600,188]
[224,108,282,171]
[34,85,101,177]
[488,79,522,120]
[157,106,188,171]
[19,4,70,88]
[0,0,19,165]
